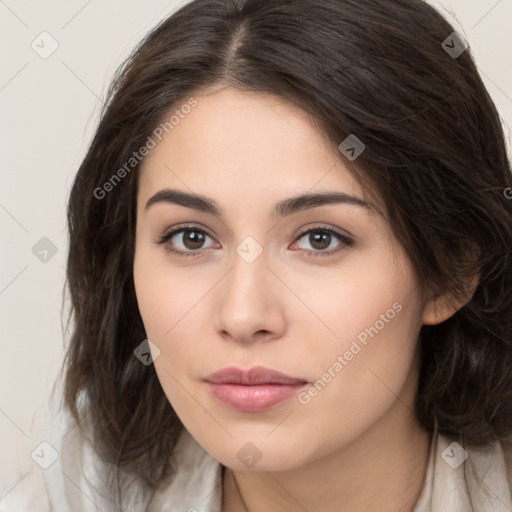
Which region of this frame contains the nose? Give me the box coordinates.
[215,245,286,345]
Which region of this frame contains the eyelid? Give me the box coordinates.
[294,223,353,242]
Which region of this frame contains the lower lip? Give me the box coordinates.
[206,382,307,412]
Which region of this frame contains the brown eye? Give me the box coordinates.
[293,226,354,257]
[154,225,217,258]
[178,229,207,250]
[306,230,332,250]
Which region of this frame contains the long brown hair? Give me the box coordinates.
[60,0,512,506]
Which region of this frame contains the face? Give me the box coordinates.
[133,86,430,471]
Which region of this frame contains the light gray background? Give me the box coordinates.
[1,0,511,488]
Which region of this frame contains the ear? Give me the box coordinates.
[422,244,481,325]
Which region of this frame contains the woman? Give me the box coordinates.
[2,0,512,510]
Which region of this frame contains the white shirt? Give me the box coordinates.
[2,407,512,511]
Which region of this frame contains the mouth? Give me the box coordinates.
[204,366,309,412]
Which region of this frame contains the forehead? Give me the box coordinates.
[142,87,326,163]
[137,86,376,212]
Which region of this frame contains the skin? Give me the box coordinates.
[133,86,476,512]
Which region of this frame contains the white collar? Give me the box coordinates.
[148,428,512,512]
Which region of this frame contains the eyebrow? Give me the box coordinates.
[144,188,373,219]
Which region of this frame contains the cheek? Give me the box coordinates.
[133,239,197,339]
[289,240,419,351]
[133,252,169,339]
[133,243,215,388]
[293,244,422,414]
[133,248,203,414]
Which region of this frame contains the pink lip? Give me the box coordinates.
[204,366,308,412]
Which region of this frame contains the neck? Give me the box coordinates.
[221,371,432,512]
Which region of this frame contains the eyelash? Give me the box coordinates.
[153,224,354,259]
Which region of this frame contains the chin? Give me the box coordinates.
[190,429,321,472]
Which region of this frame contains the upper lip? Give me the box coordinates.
[205,366,308,385]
